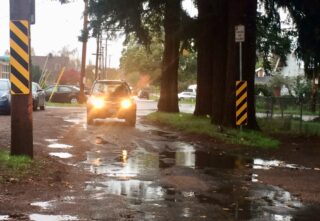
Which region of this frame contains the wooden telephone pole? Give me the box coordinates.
[9,0,35,158]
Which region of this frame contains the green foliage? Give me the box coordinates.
[274,0,320,79]
[120,36,163,86]
[255,84,272,96]
[256,1,293,72]
[120,35,197,88]
[147,112,279,149]
[268,74,287,88]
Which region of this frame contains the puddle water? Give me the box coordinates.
[49,152,73,159]
[82,141,317,220]
[253,159,310,170]
[0,216,9,221]
[48,143,73,149]
[45,139,58,143]
[30,201,54,210]
[29,214,78,221]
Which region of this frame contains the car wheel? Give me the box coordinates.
[87,110,94,125]
[33,101,38,111]
[70,97,78,104]
[126,111,136,127]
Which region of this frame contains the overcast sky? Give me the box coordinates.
[0,0,196,68]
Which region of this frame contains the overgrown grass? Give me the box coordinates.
[0,150,33,182]
[146,112,279,149]
[46,102,85,107]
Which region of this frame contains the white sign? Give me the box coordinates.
[235,25,245,42]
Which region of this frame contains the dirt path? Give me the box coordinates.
[0,106,319,220]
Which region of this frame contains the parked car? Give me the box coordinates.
[32,82,46,111]
[178,91,196,100]
[0,78,11,114]
[86,80,137,126]
[45,85,81,103]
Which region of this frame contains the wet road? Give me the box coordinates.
[0,100,318,221]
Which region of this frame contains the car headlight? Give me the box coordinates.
[89,97,105,109]
[121,99,132,109]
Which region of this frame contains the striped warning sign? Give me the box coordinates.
[236,81,248,126]
[10,20,30,95]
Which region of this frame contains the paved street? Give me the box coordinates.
[0,100,319,220]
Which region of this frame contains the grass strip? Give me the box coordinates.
[146,112,279,149]
[0,150,33,182]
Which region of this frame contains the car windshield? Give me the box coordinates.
[0,80,9,91]
[92,82,130,97]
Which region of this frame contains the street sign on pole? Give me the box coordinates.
[235,25,246,129]
[10,0,35,25]
[235,25,245,43]
[10,0,34,158]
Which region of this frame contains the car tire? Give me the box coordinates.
[87,110,94,125]
[70,97,78,104]
[126,111,136,127]
[33,101,38,111]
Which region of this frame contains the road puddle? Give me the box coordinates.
[30,201,54,210]
[0,216,9,221]
[49,152,73,159]
[29,214,78,221]
[48,143,73,149]
[82,141,317,220]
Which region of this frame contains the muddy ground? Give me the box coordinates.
[0,104,319,220]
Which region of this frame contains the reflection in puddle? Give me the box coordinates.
[31,201,54,210]
[0,216,9,221]
[29,214,78,221]
[48,143,73,149]
[83,141,313,220]
[49,152,73,159]
[253,159,310,170]
[86,180,165,202]
[45,139,58,143]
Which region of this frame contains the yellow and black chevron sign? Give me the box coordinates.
[236,81,248,126]
[10,20,30,95]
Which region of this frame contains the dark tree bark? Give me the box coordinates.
[158,0,181,112]
[194,0,214,116]
[211,0,228,124]
[223,0,259,129]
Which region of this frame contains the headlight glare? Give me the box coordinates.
[90,97,104,108]
[121,99,132,109]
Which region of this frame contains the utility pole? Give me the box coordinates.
[9,0,35,158]
[105,38,108,79]
[79,0,88,102]
[94,33,100,80]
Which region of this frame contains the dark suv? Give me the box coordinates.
[86,80,137,126]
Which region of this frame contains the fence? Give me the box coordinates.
[255,96,320,134]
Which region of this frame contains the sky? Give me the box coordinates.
[0,0,123,68]
[0,0,196,68]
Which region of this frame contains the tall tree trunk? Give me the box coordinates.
[158,0,181,112]
[223,0,259,129]
[211,0,228,124]
[243,0,259,129]
[194,0,214,116]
